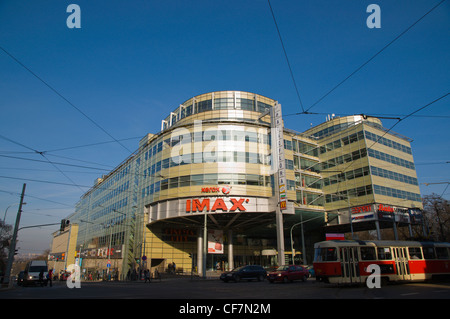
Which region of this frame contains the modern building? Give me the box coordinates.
[49,91,425,279]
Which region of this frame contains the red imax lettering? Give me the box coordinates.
[186,198,248,213]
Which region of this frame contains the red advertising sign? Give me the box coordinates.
[186,198,249,213]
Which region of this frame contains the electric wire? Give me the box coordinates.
[324,92,449,179]
[302,0,447,114]
[267,0,305,112]
[0,134,93,192]
[0,45,133,154]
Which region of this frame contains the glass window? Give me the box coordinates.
[408,247,423,259]
[436,247,449,260]
[169,177,178,189]
[190,174,203,185]
[179,176,190,187]
[160,179,168,190]
[377,247,392,260]
[314,247,337,262]
[360,247,376,260]
[423,247,435,259]
[247,174,259,186]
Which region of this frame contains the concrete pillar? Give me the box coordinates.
[197,228,203,276]
[227,229,233,271]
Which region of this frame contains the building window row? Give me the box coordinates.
[364,131,412,154]
[293,140,319,157]
[373,184,421,202]
[295,173,322,189]
[143,151,272,179]
[297,192,324,206]
[370,166,418,186]
[165,98,273,129]
[319,131,365,155]
[91,181,130,209]
[318,130,411,157]
[309,122,358,140]
[323,166,371,187]
[325,184,373,203]
[321,148,368,170]
[143,129,270,162]
[141,173,275,198]
[92,165,131,198]
[367,148,415,170]
[90,197,128,221]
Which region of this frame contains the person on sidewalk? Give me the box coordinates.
[144,269,151,283]
[47,269,53,287]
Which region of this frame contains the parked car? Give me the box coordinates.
[220,265,267,282]
[267,265,309,283]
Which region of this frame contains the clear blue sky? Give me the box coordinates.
[0,0,449,255]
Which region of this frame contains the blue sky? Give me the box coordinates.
[0,0,449,255]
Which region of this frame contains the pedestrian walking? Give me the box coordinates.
[39,270,44,287]
[47,269,53,287]
[144,269,150,283]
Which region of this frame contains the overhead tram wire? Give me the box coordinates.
[0,46,133,154]
[326,92,450,175]
[362,92,449,153]
[267,0,305,113]
[283,111,450,119]
[0,134,88,192]
[42,136,142,153]
[0,188,74,208]
[299,0,447,115]
[0,154,112,171]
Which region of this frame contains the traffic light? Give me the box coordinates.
[60,219,70,231]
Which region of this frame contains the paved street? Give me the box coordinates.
[2,277,449,317]
[2,277,450,299]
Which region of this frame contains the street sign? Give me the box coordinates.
[142,256,147,261]
[107,259,111,268]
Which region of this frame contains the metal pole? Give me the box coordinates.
[289,215,325,266]
[203,210,207,278]
[347,195,354,239]
[3,183,26,287]
[300,212,306,265]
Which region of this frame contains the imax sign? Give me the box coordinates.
[186,198,249,213]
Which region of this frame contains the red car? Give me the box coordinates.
[267,265,309,283]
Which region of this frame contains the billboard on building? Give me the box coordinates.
[208,229,224,254]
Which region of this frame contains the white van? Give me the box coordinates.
[24,260,48,286]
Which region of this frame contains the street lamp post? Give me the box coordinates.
[3,202,26,222]
[290,214,326,265]
[2,183,26,287]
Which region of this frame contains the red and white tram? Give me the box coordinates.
[313,240,450,285]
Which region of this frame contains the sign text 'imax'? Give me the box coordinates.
[186,198,249,213]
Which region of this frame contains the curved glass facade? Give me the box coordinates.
[60,91,423,281]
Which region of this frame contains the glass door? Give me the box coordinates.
[393,248,410,281]
[340,247,360,284]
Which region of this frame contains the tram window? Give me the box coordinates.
[377,247,392,260]
[423,247,436,259]
[436,247,449,260]
[314,248,337,262]
[360,247,376,260]
[408,247,423,259]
